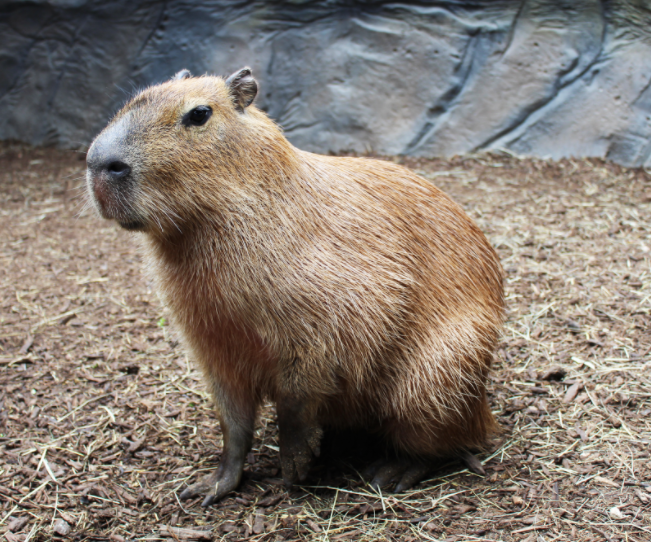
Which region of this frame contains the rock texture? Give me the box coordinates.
[1,1,651,165]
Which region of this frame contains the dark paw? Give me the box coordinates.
[366,459,430,493]
[280,424,323,487]
[179,467,242,507]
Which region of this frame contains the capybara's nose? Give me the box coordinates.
[106,160,131,181]
[86,116,132,183]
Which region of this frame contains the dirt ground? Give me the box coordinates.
[0,142,650,542]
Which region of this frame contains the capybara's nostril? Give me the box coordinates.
[106,160,131,180]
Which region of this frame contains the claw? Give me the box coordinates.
[394,463,430,493]
[201,494,216,508]
[367,459,430,493]
[362,458,386,481]
[460,450,485,476]
[179,465,242,506]
[179,487,194,500]
[370,461,407,490]
[179,471,220,501]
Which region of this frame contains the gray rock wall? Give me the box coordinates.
[2,0,651,166]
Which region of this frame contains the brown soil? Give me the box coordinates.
[1,142,650,542]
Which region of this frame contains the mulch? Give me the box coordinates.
[0,142,649,541]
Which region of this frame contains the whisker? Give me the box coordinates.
[74,198,94,221]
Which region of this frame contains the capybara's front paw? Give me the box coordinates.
[280,423,323,487]
[179,466,242,507]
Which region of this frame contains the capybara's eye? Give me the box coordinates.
[183,106,212,127]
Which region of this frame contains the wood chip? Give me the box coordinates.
[8,516,30,532]
[609,507,626,520]
[635,489,649,504]
[113,484,138,504]
[252,514,265,535]
[359,503,383,515]
[53,519,71,536]
[332,530,362,540]
[257,494,283,507]
[127,435,147,453]
[159,526,213,540]
[594,476,619,488]
[541,366,566,381]
[455,504,476,514]
[306,519,322,532]
[512,524,549,534]
[563,382,582,403]
[18,334,33,355]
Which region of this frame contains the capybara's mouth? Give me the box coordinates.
[87,170,143,228]
[88,173,112,215]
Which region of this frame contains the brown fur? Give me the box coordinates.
[87,73,504,471]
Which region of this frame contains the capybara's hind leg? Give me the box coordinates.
[180,401,255,507]
[277,395,323,486]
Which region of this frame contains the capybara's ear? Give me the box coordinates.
[225,67,258,112]
[172,69,191,80]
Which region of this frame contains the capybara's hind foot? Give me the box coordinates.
[459,450,486,476]
[366,459,430,493]
[179,467,241,507]
[277,397,323,487]
[279,422,323,487]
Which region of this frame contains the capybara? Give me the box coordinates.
[86,67,504,506]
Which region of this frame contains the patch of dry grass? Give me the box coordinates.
[0,144,649,541]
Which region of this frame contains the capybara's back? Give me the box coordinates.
[289,153,503,454]
[86,67,504,505]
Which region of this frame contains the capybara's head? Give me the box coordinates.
[86,67,291,235]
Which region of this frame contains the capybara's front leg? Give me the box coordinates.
[180,406,254,507]
[277,396,323,487]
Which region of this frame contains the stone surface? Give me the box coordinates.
[1,0,651,165]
